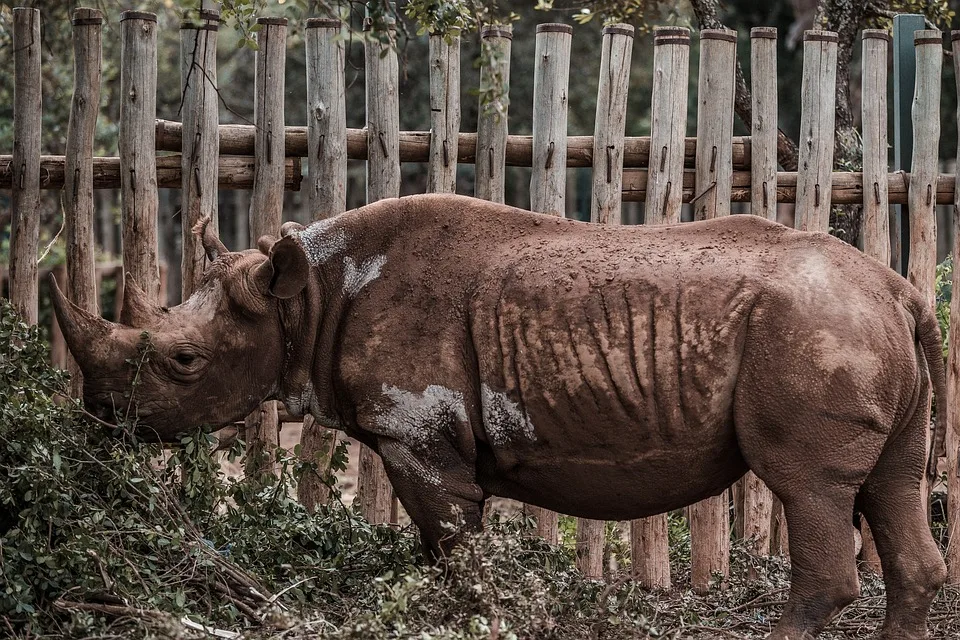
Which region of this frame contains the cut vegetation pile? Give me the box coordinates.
[2,300,959,639]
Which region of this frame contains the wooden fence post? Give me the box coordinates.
[299,17,347,512]
[750,27,777,221]
[688,27,736,594]
[734,27,777,575]
[119,11,160,301]
[578,23,634,579]
[427,30,461,193]
[358,16,401,525]
[590,24,633,225]
[692,28,736,221]
[245,16,287,481]
[305,18,347,219]
[474,25,512,204]
[795,31,838,232]
[859,28,892,575]
[631,26,689,590]
[179,9,220,298]
[644,27,689,228]
[906,30,941,313]
[63,7,103,396]
[862,30,891,267]
[527,22,573,544]
[250,16,288,235]
[530,23,572,218]
[908,30,942,511]
[948,30,960,585]
[10,7,42,325]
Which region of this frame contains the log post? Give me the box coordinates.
[859,28,892,575]
[590,24,633,225]
[906,31,941,313]
[750,27,777,221]
[794,31,838,232]
[862,30,891,267]
[908,31,942,509]
[179,10,220,298]
[644,27,689,227]
[530,23,572,218]
[526,23,573,544]
[364,16,401,202]
[692,28,736,221]
[948,30,960,585]
[10,7,42,325]
[305,18,347,219]
[63,7,104,396]
[737,27,776,575]
[357,16,401,525]
[119,11,160,301]
[688,27,736,594]
[250,16,287,237]
[298,17,347,512]
[474,25,512,203]
[245,16,288,481]
[427,30,461,193]
[578,23,634,579]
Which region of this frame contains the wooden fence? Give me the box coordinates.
[4,6,960,588]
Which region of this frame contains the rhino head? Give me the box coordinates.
[51,222,311,442]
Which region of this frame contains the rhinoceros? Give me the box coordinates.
[52,193,947,639]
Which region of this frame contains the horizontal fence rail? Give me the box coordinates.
[0,155,302,190]
[156,120,752,169]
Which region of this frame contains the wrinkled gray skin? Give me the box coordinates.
[52,194,948,640]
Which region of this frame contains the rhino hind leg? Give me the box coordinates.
[734,358,894,636]
[856,396,946,640]
[767,484,862,638]
[377,438,485,561]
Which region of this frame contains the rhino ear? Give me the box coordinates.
[253,235,309,299]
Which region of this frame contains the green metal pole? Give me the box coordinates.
[893,14,924,276]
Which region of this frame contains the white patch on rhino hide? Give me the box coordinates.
[293,218,347,266]
[343,255,387,297]
[375,384,467,447]
[481,383,537,446]
[178,281,223,320]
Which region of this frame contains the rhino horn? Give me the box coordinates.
[119,273,162,327]
[192,215,229,262]
[49,272,119,370]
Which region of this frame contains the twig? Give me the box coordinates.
[179,617,241,639]
[36,199,66,265]
[53,599,165,619]
[726,587,788,613]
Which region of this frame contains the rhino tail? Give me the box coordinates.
[903,290,948,484]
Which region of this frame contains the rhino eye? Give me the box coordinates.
[174,352,197,366]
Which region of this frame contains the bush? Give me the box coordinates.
[0,300,414,636]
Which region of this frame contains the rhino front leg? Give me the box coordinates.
[377,438,486,560]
